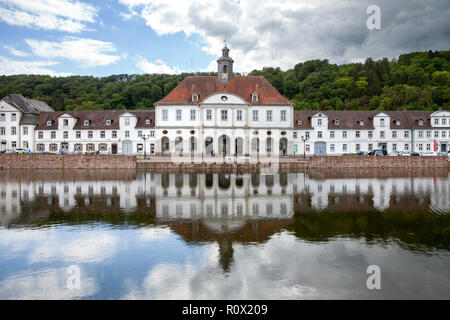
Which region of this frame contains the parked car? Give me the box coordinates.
[411,151,420,156]
[4,149,16,154]
[388,151,400,156]
[357,151,368,156]
[14,148,28,154]
[437,151,449,156]
[420,152,434,156]
[399,151,411,156]
[368,149,384,156]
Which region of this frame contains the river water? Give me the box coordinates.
[0,169,449,299]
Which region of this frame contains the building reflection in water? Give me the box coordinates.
[0,169,449,271]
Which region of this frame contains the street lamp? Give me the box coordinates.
[301,135,309,159]
[141,134,151,158]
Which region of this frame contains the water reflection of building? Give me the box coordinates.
[1,171,449,227]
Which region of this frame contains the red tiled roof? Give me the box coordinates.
[155,76,293,105]
[294,110,436,130]
[36,110,155,130]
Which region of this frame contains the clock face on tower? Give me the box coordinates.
[222,73,228,79]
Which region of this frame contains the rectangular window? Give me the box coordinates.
[150,131,154,137]
[0,127,5,135]
[392,143,397,151]
[404,144,409,151]
[252,110,258,121]
[368,131,373,138]
[434,131,439,138]
[426,131,431,138]
[88,131,93,139]
[236,110,243,121]
[99,143,107,151]
[418,131,423,138]
[293,132,297,139]
[63,119,69,126]
[380,131,385,138]
[426,143,431,151]
[281,110,286,121]
[317,119,322,126]
[343,144,347,152]
[112,131,117,138]
[356,144,361,151]
[51,131,55,139]
[50,143,57,152]
[162,110,168,121]
[124,118,130,126]
[330,144,335,152]
[206,109,212,121]
[138,131,142,138]
[330,131,335,139]
[0,114,4,121]
[23,127,28,135]
[10,127,16,135]
[318,131,322,139]
[305,132,310,139]
[404,131,409,139]
[11,141,16,148]
[356,131,360,138]
[368,144,373,151]
[125,131,130,138]
[176,109,182,121]
[418,144,423,151]
[434,118,439,125]
[36,144,45,152]
[75,144,83,151]
[221,110,228,121]
[380,118,385,126]
[342,131,347,139]
[76,131,81,139]
[442,131,447,138]
[443,118,447,125]
[190,109,196,121]
[63,131,68,139]
[392,131,397,139]
[266,110,272,121]
[305,144,310,152]
[11,113,16,121]
[100,131,105,139]
[87,144,95,152]
[38,131,43,139]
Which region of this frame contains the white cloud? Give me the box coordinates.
[136,56,185,74]
[119,0,450,71]
[25,37,123,68]
[3,45,29,57]
[0,0,98,33]
[0,56,72,76]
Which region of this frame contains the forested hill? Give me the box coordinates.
[0,50,449,112]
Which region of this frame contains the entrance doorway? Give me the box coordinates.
[61,142,69,154]
[122,140,132,155]
[441,143,448,152]
[279,138,288,156]
[314,142,326,156]
[111,144,118,154]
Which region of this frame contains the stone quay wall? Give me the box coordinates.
[0,154,447,171]
[0,154,136,169]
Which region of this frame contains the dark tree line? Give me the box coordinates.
[0,50,448,111]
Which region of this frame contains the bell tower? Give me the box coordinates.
[217,42,234,84]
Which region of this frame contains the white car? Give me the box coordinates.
[14,148,28,154]
[399,151,411,156]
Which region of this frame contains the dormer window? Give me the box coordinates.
[251,92,258,102]
[297,120,303,125]
[106,119,111,125]
[46,120,52,126]
[418,120,424,126]
[334,120,339,125]
[359,120,365,126]
[395,120,401,126]
[145,119,151,125]
[84,120,90,126]
[192,92,198,102]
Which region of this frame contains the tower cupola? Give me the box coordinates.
[217,42,234,84]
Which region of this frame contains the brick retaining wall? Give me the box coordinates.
[0,154,136,169]
[0,154,447,170]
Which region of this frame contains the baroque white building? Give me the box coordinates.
[0,45,449,156]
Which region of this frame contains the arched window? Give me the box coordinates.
[223,65,227,73]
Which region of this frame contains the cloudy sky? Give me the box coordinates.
[0,0,449,77]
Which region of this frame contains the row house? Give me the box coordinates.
[35,110,155,155]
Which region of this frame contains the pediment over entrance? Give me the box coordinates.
[202,93,247,104]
